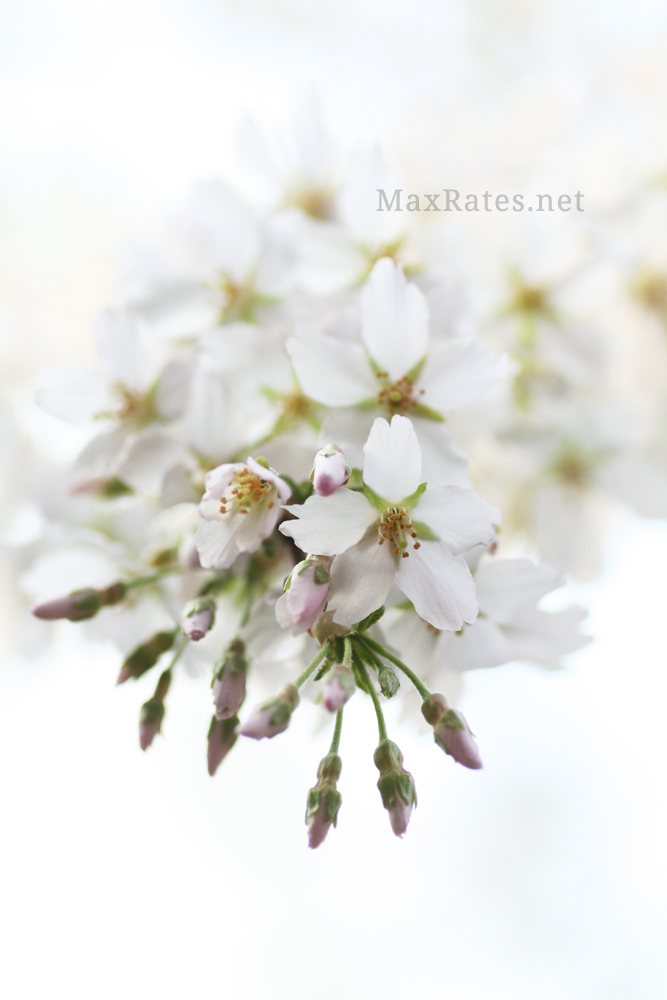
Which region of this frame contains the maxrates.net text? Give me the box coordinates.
[377,189,584,213]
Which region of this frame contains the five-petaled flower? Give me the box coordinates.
[280,415,500,630]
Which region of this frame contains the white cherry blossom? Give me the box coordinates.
[196,458,292,569]
[280,415,500,630]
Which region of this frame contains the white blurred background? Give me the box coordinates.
[2,2,667,997]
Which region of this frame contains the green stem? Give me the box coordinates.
[358,634,431,701]
[295,643,330,689]
[125,568,182,591]
[329,708,344,755]
[356,659,388,743]
[343,636,352,670]
[167,634,188,670]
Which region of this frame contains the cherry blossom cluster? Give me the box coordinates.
[8,98,642,847]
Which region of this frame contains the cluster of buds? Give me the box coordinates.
[139,668,172,751]
[116,629,178,685]
[421,693,483,769]
[181,597,216,640]
[374,739,417,838]
[305,753,343,849]
[31,582,128,622]
[212,638,248,719]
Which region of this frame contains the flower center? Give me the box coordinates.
[219,469,275,516]
[377,507,421,559]
[376,373,425,416]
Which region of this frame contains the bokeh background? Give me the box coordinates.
[2,2,667,997]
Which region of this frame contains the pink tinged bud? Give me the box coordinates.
[31,582,126,623]
[305,753,342,850]
[422,694,483,770]
[207,715,239,775]
[312,445,351,497]
[139,700,165,751]
[212,639,247,720]
[374,740,417,839]
[182,598,216,641]
[322,664,356,712]
[239,683,299,740]
[275,560,331,636]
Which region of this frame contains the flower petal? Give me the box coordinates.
[329,532,396,626]
[415,419,471,487]
[93,308,154,391]
[280,490,377,556]
[475,559,564,623]
[287,326,376,406]
[413,486,500,554]
[35,367,114,424]
[420,338,511,411]
[361,258,429,381]
[396,543,478,630]
[363,415,422,503]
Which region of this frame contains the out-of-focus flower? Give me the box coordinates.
[321,664,356,712]
[239,683,299,740]
[212,639,248,720]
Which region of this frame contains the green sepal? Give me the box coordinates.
[411,403,445,422]
[439,708,466,731]
[412,520,439,541]
[362,482,388,511]
[314,563,331,585]
[355,606,385,632]
[401,482,427,509]
[404,354,427,382]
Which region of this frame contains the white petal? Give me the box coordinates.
[330,532,396,626]
[35,367,114,424]
[190,180,259,282]
[154,358,193,420]
[420,339,511,411]
[503,607,592,668]
[287,327,376,406]
[413,486,500,554]
[337,145,406,248]
[195,516,246,569]
[93,308,154,391]
[396,543,478,630]
[361,259,429,381]
[415,419,471,487]
[475,559,564,623]
[319,408,375,469]
[112,429,189,494]
[363,415,422,503]
[280,490,377,556]
[438,620,512,671]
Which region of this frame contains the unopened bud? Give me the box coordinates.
[305,753,342,849]
[374,739,417,838]
[212,639,248,719]
[207,715,239,775]
[275,558,331,636]
[311,444,351,496]
[322,664,356,712]
[182,597,216,641]
[139,699,166,751]
[421,693,483,770]
[117,629,177,685]
[31,581,127,622]
[238,683,299,740]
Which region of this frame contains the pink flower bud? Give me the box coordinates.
[207,715,238,775]
[182,598,215,641]
[322,664,356,712]
[139,701,165,751]
[305,753,342,849]
[239,684,299,740]
[374,739,417,839]
[422,694,483,770]
[275,559,331,636]
[212,639,247,719]
[312,444,351,496]
[31,589,101,622]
